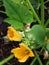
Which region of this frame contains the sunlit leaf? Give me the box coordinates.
[3,0,34,24]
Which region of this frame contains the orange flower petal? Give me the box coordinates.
[19,43,34,57]
[18,55,29,62]
[11,43,35,62]
[7,26,22,41]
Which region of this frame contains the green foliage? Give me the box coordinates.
[30,25,46,46]
[0,0,3,7]
[3,0,34,30]
[11,0,23,4]
[30,0,40,13]
[4,18,24,30]
[45,19,49,27]
[46,43,49,52]
[46,28,49,38]
[1,0,49,65]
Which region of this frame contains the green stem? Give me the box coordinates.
[46,60,49,65]
[45,19,49,27]
[41,0,44,25]
[0,11,6,14]
[40,47,45,52]
[26,0,41,24]
[30,57,37,65]
[34,50,43,65]
[44,0,49,4]
[0,54,14,65]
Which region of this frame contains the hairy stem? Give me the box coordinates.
[41,0,44,25]
[30,57,37,65]
[0,54,14,65]
[26,0,41,24]
[34,50,43,65]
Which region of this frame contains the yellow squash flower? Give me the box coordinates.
[11,43,34,62]
[7,26,22,41]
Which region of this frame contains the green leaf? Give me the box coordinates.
[30,25,46,45]
[3,0,20,21]
[3,0,33,24]
[4,18,24,30]
[11,0,22,4]
[46,43,49,52]
[46,28,49,38]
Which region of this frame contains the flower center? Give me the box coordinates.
[25,49,30,55]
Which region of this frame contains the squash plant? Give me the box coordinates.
[0,0,49,65]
